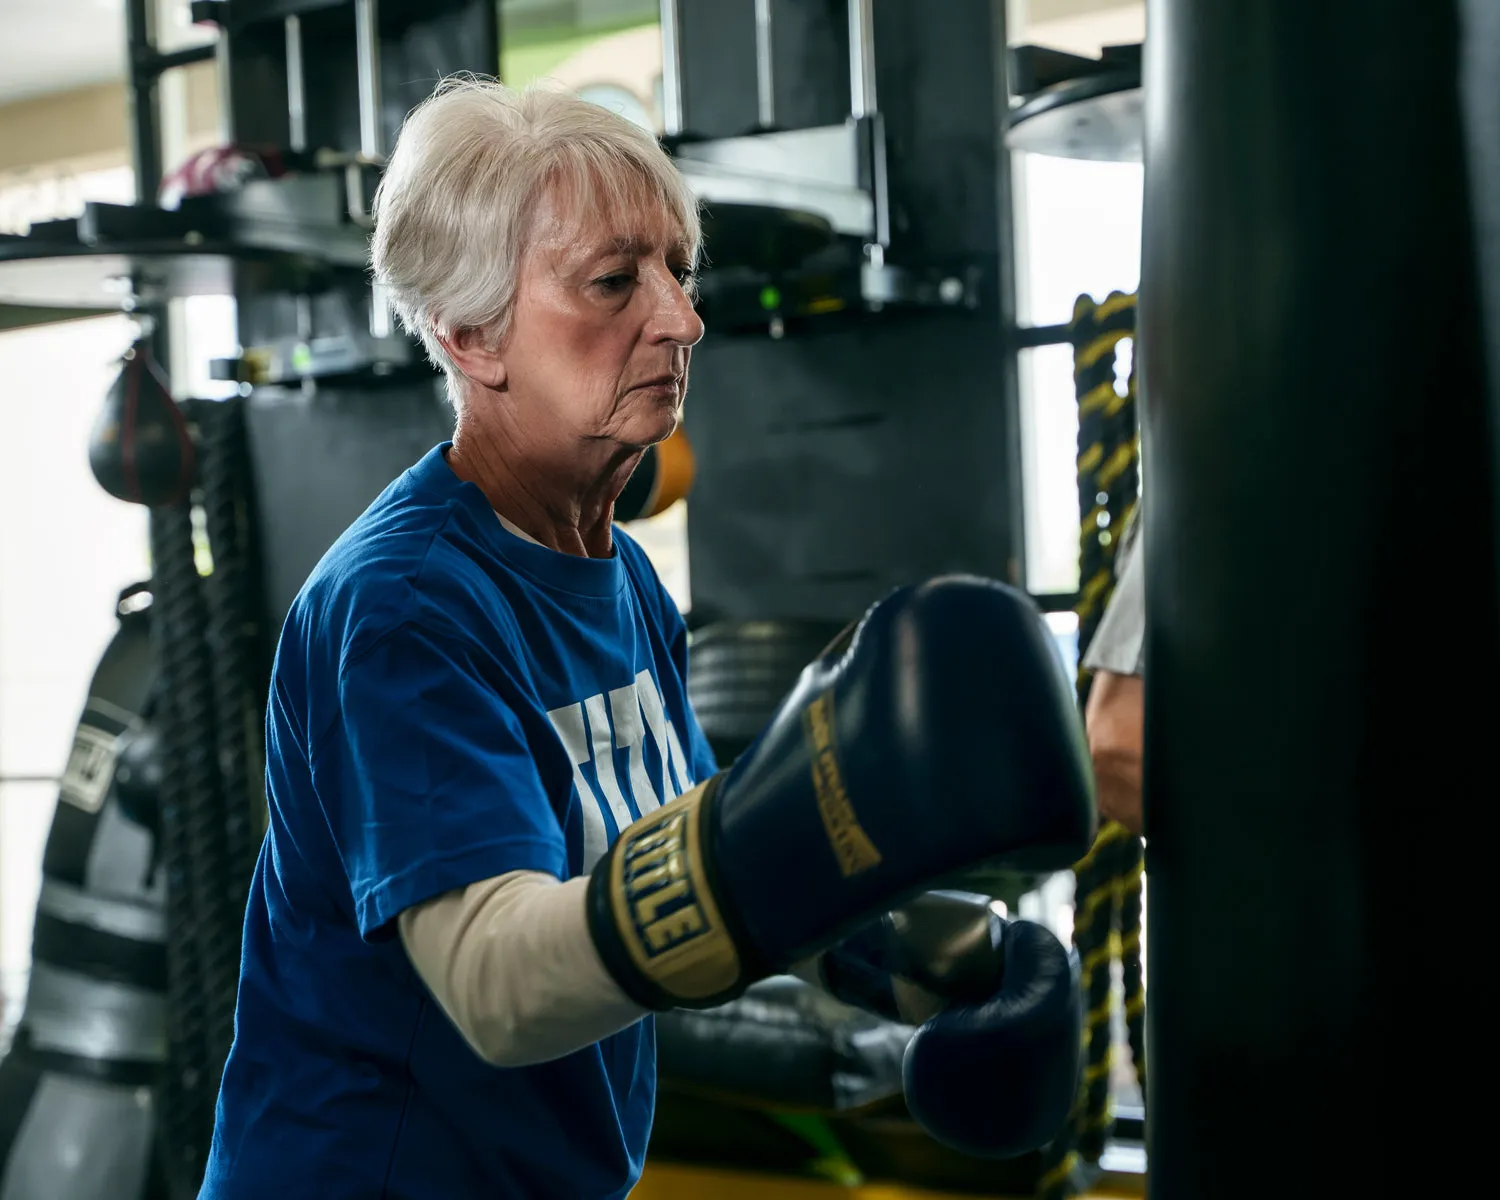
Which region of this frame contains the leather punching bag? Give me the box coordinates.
[1140,0,1498,1193]
[89,343,195,508]
[0,587,166,1200]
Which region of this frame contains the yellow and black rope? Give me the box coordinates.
[1036,291,1147,1200]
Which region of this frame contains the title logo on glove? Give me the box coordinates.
[609,783,742,1002]
[621,811,705,956]
[804,691,882,878]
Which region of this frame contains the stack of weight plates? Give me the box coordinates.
[686,619,848,767]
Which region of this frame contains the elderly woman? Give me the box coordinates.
[203,80,715,1199]
[203,77,1093,1200]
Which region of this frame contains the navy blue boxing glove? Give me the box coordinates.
[904,920,1080,1158]
[586,575,1095,1011]
[816,891,1081,1158]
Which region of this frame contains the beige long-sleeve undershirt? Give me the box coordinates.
[399,871,646,1068]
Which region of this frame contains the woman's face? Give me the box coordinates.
[498,180,704,452]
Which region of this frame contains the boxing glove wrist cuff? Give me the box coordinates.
[817,892,1009,1023]
[586,775,764,1011]
[818,927,906,1023]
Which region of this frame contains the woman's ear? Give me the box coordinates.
[437,325,507,390]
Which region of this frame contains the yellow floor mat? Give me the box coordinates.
[633,1161,1143,1198]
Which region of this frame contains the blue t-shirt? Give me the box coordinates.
[203,444,717,1200]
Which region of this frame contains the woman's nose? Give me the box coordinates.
[650,269,705,346]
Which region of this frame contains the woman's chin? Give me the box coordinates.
[624,406,680,448]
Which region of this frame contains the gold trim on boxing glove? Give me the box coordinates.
[605,781,743,1003]
[802,690,882,878]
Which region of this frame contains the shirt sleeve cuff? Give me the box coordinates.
[356,836,568,941]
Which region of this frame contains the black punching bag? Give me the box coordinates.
[1461,0,1500,625]
[89,342,195,507]
[1139,1,1499,1196]
[0,590,165,1200]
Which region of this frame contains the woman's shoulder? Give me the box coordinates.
[292,493,521,665]
[613,525,683,633]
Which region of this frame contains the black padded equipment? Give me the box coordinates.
[113,727,164,836]
[655,975,909,1113]
[0,589,165,1200]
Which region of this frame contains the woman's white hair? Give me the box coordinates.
[371,76,702,408]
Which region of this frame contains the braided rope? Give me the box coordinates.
[1035,292,1146,1200]
[1118,838,1147,1102]
[199,398,264,899]
[148,503,217,1199]
[146,397,270,1197]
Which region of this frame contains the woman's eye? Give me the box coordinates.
[596,274,634,294]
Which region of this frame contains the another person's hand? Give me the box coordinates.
[1080,509,1146,837]
[1085,668,1144,835]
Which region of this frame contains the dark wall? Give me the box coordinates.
[685,311,1016,623]
[246,383,455,629]
[680,0,1022,623]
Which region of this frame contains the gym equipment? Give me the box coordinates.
[669,1,987,332]
[140,394,267,1199]
[157,145,289,211]
[1140,0,1498,1194]
[686,618,849,765]
[899,919,1078,1159]
[89,374,266,1196]
[88,341,196,508]
[817,892,1011,1024]
[1007,45,1143,164]
[656,976,909,1115]
[0,588,165,1200]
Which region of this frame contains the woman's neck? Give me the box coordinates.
[446,412,640,559]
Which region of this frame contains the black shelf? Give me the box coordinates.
[0,177,371,311]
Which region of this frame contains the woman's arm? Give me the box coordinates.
[400,872,645,1068]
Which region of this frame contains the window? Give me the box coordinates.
[1014,155,1144,597]
[1006,2,1145,596]
[500,1,664,130]
[1009,0,1145,61]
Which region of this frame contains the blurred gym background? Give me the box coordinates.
[0,0,1143,1025]
[0,3,1151,1197]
